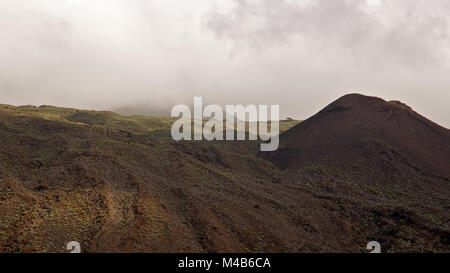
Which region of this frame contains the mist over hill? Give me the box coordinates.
[111,104,173,117]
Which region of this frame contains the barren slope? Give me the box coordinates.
[0,96,449,253]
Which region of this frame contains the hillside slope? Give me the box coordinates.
[260,94,450,204]
[262,94,449,177]
[260,94,450,251]
[0,97,449,253]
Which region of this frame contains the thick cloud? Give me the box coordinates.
[204,0,450,67]
[0,0,449,127]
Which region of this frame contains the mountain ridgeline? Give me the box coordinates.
[0,94,449,253]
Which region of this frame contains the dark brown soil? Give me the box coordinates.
[262,94,450,178]
[0,95,449,253]
[260,94,450,252]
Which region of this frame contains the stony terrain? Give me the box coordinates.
[0,94,448,253]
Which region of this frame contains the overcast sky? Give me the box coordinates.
[0,0,449,127]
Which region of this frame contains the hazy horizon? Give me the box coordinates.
[1,0,449,127]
